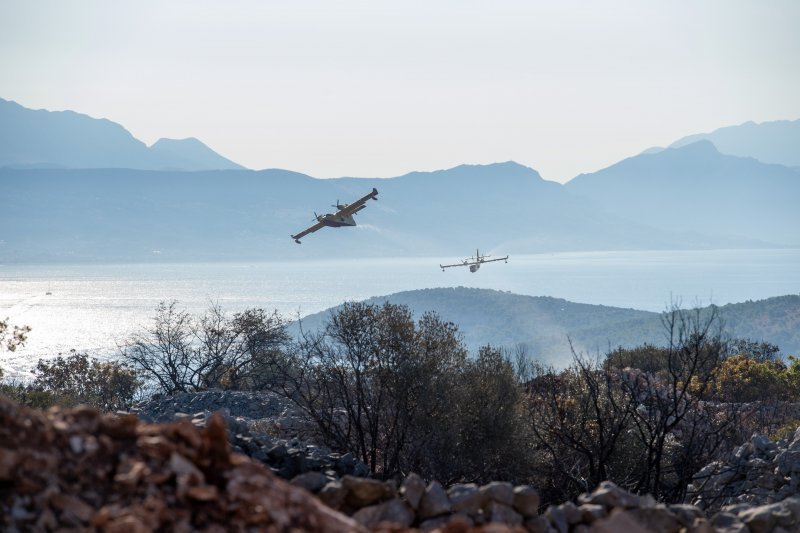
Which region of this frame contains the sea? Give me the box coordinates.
[1,248,799,378]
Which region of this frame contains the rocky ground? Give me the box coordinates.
[5,390,800,531]
[132,390,371,481]
[0,395,361,531]
[689,428,800,513]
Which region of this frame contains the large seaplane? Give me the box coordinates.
[440,249,509,273]
[291,188,379,243]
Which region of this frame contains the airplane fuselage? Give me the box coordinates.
[318,213,357,227]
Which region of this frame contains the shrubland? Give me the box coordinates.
[2,299,798,510]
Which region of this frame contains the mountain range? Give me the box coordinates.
[293,288,800,366]
[0,98,798,262]
[669,119,800,168]
[0,155,783,262]
[0,98,242,171]
[566,140,800,245]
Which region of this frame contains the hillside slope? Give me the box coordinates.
[295,288,800,365]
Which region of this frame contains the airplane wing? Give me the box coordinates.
[291,220,326,244]
[481,256,509,264]
[439,261,469,270]
[337,188,379,217]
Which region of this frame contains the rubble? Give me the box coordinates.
[299,474,800,532]
[530,481,800,533]
[301,472,541,530]
[7,389,800,531]
[133,390,371,482]
[0,395,363,531]
[689,428,800,511]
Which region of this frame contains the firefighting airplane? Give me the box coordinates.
[291,188,379,243]
[440,249,509,273]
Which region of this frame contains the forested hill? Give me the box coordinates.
[716,295,800,356]
[295,288,800,366]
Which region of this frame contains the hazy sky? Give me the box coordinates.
[1,1,799,182]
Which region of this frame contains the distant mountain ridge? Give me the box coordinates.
[669,119,800,168]
[294,288,800,366]
[565,140,800,246]
[0,98,243,171]
[147,137,244,171]
[1,98,798,261]
[0,162,764,262]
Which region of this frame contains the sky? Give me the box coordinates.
[1,1,799,183]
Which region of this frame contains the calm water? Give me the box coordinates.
[1,249,799,377]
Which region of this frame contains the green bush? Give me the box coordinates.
[604,343,671,375]
[0,381,77,409]
[31,351,142,411]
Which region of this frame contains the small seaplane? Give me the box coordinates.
[291,188,379,244]
[440,249,509,273]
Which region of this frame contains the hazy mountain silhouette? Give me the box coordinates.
[1,99,795,261]
[565,141,800,246]
[0,98,243,171]
[0,162,758,262]
[669,119,800,167]
[639,146,665,155]
[148,137,244,171]
[293,288,800,365]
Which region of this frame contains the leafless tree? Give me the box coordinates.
[619,304,735,501]
[527,352,637,500]
[120,301,289,395]
[525,305,749,505]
